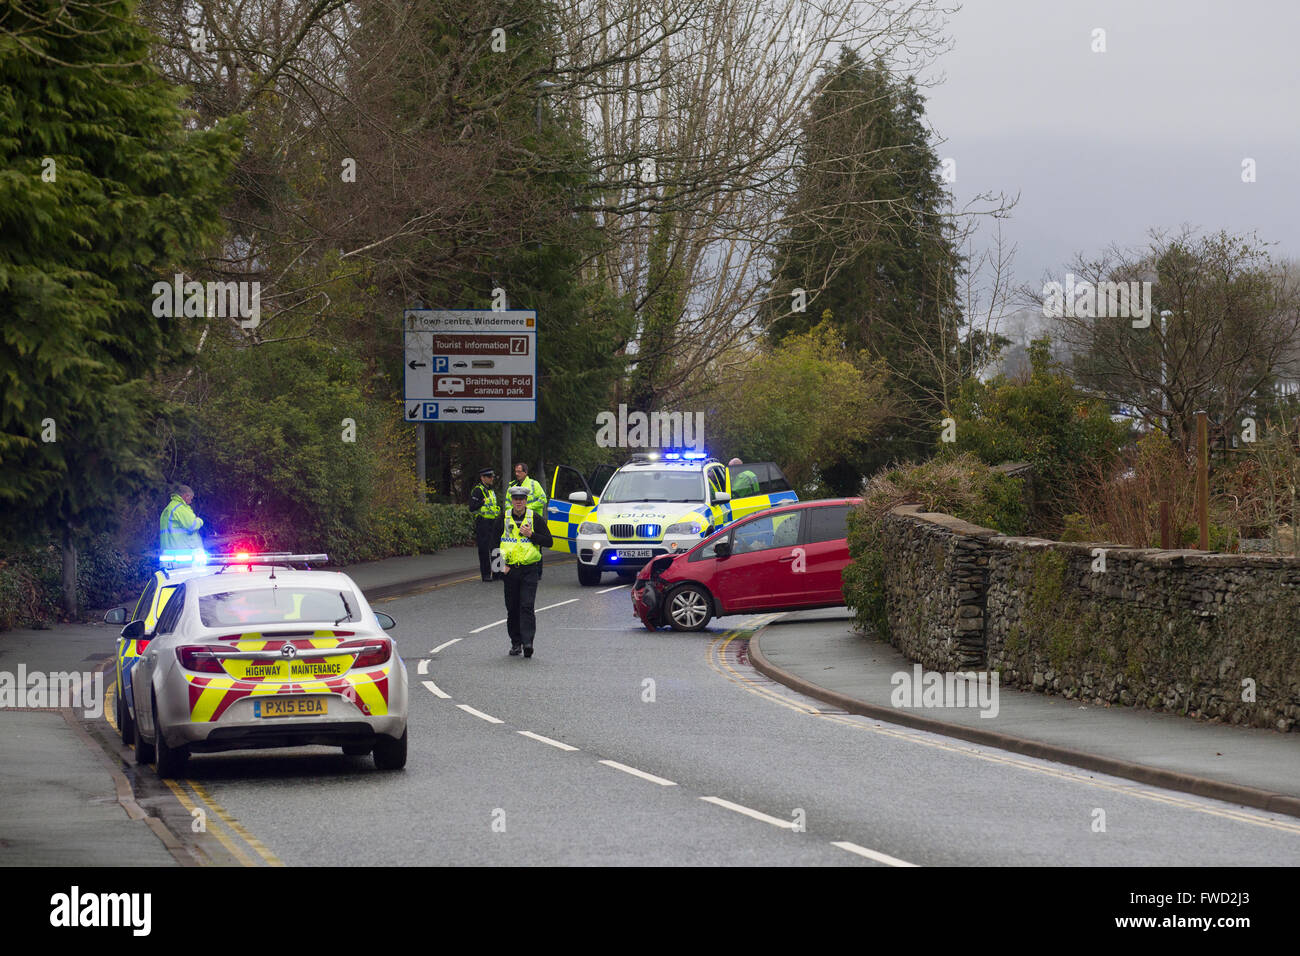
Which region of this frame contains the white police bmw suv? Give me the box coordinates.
[546,453,797,586]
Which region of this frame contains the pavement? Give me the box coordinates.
[750,609,1300,818]
[2,549,1297,867]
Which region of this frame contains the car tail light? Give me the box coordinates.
[339,637,391,668]
[177,646,226,673]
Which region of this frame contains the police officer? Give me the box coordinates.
[512,462,548,521]
[502,485,553,657]
[159,484,205,555]
[729,458,760,498]
[469,467,503,582]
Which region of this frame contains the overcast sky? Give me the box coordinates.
[918,0,1300,296]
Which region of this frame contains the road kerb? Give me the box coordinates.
[747,628,1300,821]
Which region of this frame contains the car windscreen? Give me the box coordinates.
[199,588,361,627]
[600,470,704,503]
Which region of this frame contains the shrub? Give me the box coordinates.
[842,453,1027,635]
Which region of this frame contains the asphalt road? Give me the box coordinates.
[120,563,1300,866]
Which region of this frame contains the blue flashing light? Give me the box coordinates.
[657,449,707,461]
[609,554,619,561]
[160,548,208,568]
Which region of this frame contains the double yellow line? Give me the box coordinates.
[104,682,284,866]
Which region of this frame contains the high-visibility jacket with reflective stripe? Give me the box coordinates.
[159,495,204,551]
[471,483,501,519]
[517,476,546,518]
[501,513,542,565]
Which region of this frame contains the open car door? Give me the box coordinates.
[588,463,616,498]
[548,465,597,553]
[727,461,797,521]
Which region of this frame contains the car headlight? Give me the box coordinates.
[664,521,703,535]
[578,522,606,535]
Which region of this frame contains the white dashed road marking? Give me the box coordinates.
[700,796,797,830]
[421,679,450,699]
[597,584,628,594]
[599,760,676,787]
[831,841,919,867]
[457,704,504,724]
[518,731,579,751]
[470,618,507,634]
[417,659,429,675]
[536,598,580,612]
[430,638,462,654]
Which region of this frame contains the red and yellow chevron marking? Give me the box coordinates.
[185,666,391,723]
[216,633,355,682]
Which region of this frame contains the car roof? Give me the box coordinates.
[184,569,358,596]
[617,458,718,471]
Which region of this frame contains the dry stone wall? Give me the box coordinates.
[880,505,1300,731]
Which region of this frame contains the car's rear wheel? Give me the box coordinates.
[577,563,602,587]
[117,682,134,745]
[153,697,189,779]
[373,730,407,770]
[133,702,155,765]
[665,584,712,631]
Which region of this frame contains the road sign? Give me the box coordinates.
[403,310,537,423]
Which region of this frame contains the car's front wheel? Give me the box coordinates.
[373,730,407,770]
[577,563,602,587]
[665,584,713,631]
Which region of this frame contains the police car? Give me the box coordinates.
[547,453,797,586]
[108,552,407,777]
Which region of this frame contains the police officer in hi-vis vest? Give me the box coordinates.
[502,485,553,657]
[469,467,503,582]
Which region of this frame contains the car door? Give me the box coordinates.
[708,509,806,612]
[728,462,793,520]
[134,583,186,737]
[704,463,732,530]
[796,504,854,605]
[588,463,616,497]
[547,465,596,553]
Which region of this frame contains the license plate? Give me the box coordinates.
[254,697,328,718]
[616,549,653,559]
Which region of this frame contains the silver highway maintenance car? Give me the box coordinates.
[124,555,408,777]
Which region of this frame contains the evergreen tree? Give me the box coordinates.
[762,49,964,476]
[0,0,240,609]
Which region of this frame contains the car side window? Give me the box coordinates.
[707,466,726,496]
[693,531,731,560]
[154,585,185,635]
[758,463,793,495]
[806,505,852,543]
[132,579,157,624]
[731,512,802,554]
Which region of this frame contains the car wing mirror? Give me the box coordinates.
[375,612,396,631]
[714,541,731,558]
[121,619,146,640]
[568,491,593,505]
[103,607,127,625]
[713,491,731,502]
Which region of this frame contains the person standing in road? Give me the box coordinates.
[469,467,503,582]
[512,461,548,521]
[159,484,205,555]
[501,485,552,658]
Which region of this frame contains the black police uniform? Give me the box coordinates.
[469,470,504,582]
[502,496,553,656]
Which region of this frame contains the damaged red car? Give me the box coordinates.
[631,498,861,631]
